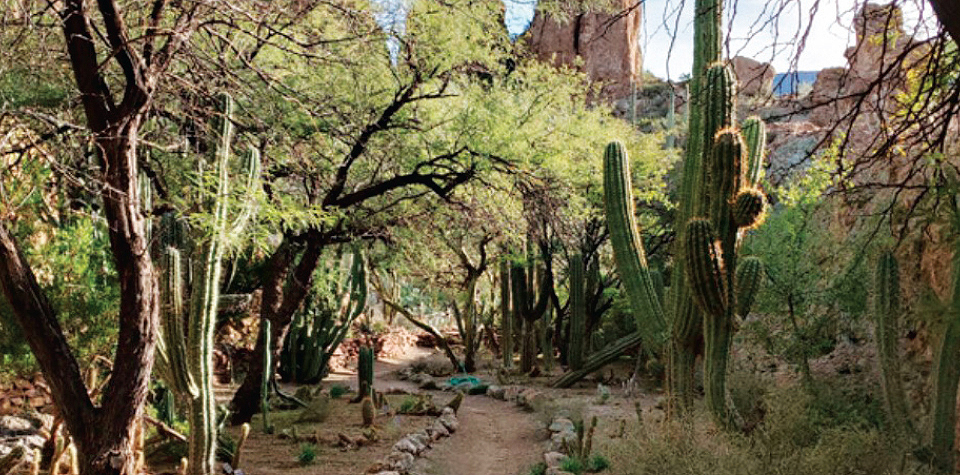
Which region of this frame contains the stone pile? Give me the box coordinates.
[0,377,53,416]
[0,413,53,473]
[366,406,459,475]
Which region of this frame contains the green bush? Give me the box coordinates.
[297,443,317,466]
[586,454,610,472]
[329,384,349,399]
[560,456,584,474]
[526,462,547,475]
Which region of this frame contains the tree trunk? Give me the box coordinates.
[0,123,159,475]
[230,238,323,424]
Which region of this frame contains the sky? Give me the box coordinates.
[503,0,940,81]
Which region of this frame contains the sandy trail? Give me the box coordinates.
[414,395,542,475]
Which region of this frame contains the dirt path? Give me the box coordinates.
[414,395,543,475]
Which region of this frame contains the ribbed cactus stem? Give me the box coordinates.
[569,255,586,371]
[358,346,375,398]
[932,237,960,472]
[261,319,272,433]
[732,188,766,229]
[685,218,726,319]
[873,251,913,438]
[741,116,766,186]
[735,257,763,319]
[602,141,666,347]
[500,260,513,368]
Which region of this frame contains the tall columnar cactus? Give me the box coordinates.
[931,234,960,472]
[511,260,550,372]
[872,250,913,437]
[500,260,513,368]
[568,254,587,371]
[602,142,667,346]
[357,346,375,399]
[280,249,367,384]
[667,0,728,414]
[681,65,766,430]
[155,93,261,475]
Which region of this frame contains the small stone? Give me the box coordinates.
[486,385,506,400]
[544,451,566,468]
[548,418,575,433]
[375,472,401,475]
[384,451,415,471]
[428,421,450,439]
[0,416,33,436]
[438,413,459,433]
[393,438,418,454]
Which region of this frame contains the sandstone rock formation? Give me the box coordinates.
[731,56,775,98]
[524,0,642,100]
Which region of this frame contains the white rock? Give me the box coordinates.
[393,438,419,454]
[438,413,459,432]
[384,451,415,471]
[544,451,566,468]
[549,418,575,433]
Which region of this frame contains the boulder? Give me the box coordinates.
[731,56,775,98]
[524,0,642,100]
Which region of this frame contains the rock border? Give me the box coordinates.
[366,406,458,475]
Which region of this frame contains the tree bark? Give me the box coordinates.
[229,238,324,424]
[928,0,960,45]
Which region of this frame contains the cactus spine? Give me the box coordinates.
[500,260,513,368]
[872,251,913,438]
[155,93,261,475]
[569,254,587,371]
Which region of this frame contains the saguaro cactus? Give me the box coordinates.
[155,93,261,475]
[511,260,550,372]
[602,142,667,345]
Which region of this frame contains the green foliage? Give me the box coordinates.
[586,454,610,472]
[526,462,547,475]
[1,217,119,376]
[328,384,349,399]
[560,456,585,474]
[297,443,317,466]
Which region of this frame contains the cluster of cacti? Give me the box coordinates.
[279,248,367,384]
[681,64,767,430]
[510,258,551,372]
[602,68,767,428]
[357,345,375,399]
[500,260,513,368]
[154,93,261,475]
[568,254,587,371]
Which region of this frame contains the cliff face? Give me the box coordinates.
[523,0,642,100]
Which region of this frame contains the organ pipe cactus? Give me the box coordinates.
[155,93,261,475]
[511,260,550,372]
[568,254,587,371]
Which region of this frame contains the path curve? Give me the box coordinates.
[414,395,542,475]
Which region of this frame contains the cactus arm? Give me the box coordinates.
[500,260,513,368]
[603,141,667,348]
[741,116,766,187]
[735,256,763,319]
